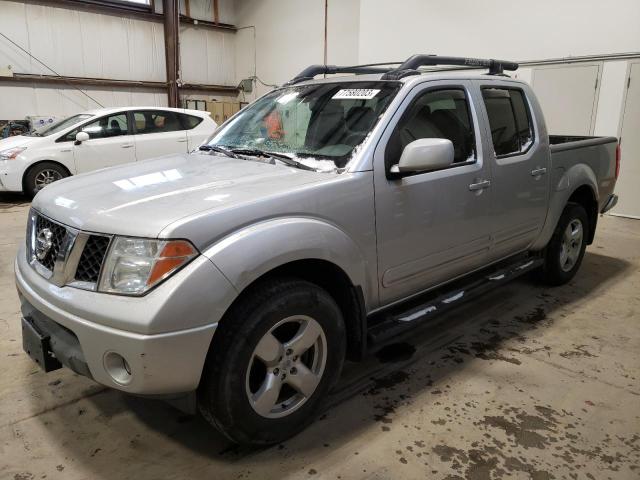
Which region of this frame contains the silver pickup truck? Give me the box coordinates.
[15,55,619,445]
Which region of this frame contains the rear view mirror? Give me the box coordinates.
[75,131,90,145]
[391,138,454,174]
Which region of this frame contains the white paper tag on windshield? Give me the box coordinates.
[332,89,380,100]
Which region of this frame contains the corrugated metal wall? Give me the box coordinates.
[0,83,168,119]
[180,26,235,85]
[0,0,236,119]
[0,2,166,80]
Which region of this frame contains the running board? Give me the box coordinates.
[367,256,544,347]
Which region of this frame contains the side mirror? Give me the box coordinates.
[391,138,454,174]
[75,131,90,145]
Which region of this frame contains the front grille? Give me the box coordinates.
[28,210,113,290]
[75,235,111,283]
[35,215,67,271]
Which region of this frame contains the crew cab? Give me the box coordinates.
[14,55,619,445]
[0,106,216,197]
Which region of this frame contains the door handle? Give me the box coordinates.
[469,180,491,191]
[121,144,134,148]
[531,167,547,177]
[177,138,188,143]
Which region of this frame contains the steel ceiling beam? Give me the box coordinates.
[0,73,239,94]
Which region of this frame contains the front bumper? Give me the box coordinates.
[0,159,22,192]
[15,247,236,395]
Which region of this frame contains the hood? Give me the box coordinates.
[0,135,36,151]
[33,152,334,239]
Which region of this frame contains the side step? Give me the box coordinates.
[367,256,543,347]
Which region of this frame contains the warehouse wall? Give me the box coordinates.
[180,26,235,86]
[234,0,360,101]
[162,0,237,87]
[593,61,629,136]
[234,0,638,135]
[2,0,638,124]
[0,0,236,119]
[234,0,323,101]
[0,84,167,120]
[357,0,640,63]
[155,0,236,24]
[0,1,166,80]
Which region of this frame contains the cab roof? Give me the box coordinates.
[291,70,526,88]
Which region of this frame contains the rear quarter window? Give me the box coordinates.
[133,110,183,134]
[180,114,204,130]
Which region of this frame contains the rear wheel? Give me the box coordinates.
[538,203,589,286]
[197,278,346,445]
[24,162,68,198]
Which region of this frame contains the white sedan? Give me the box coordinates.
[0,106,217,197]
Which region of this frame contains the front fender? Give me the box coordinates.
[531,163,598,251]
[202,217,373,308]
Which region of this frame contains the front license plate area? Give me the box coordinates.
[22,317,62,372]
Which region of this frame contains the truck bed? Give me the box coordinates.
[549,135,617,151]
[548,134,618,216]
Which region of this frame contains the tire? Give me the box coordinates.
[197,278,346,445]
[537,202,589,286]
[24,162,69,198]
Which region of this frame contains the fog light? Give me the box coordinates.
[104,351,132,385]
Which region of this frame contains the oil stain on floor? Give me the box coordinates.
[351,298,640,479]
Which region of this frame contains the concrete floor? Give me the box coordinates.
[0,193,639,480]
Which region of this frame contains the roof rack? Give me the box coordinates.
[285,62,402,85]
[286,55,519,85]
[381,54,519,80]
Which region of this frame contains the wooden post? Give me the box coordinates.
[163,0,180,107]
[213,0,219,24]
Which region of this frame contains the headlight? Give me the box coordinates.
[98,237,198,295]
[0,147,27,160]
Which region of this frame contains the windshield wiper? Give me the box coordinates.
[199,144,240,159]
[230,148,317,171]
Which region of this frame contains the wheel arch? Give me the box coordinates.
[567,184,598,244]
[532,163,599,250]
[203,216,374,299]
[22,160,72,192]
[215,259,367,362]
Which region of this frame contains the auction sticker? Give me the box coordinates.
[332,89,380,100]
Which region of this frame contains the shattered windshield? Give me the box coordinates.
[205,81,400,170]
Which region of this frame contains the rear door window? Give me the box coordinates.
[482,88,533,156]
[133,110,184,134]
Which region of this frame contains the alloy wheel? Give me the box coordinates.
[245,315,327,418]
[34,169,63,191]
[559,219,583,272]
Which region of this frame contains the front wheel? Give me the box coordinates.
[197,278,346,445]
[537,203,589,286]
[24,162,68,198]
